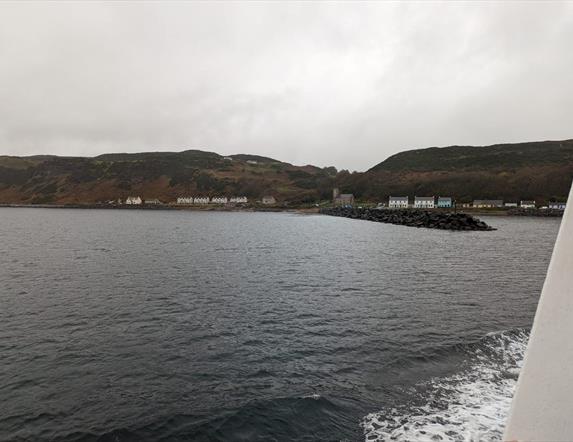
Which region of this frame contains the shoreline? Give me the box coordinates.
[0,203,321,214]
[0,204,563,217]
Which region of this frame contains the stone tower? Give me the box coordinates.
[332,188,340,201]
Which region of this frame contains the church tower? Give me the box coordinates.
[332,188,340,201]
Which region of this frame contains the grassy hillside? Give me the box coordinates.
[340,140,573,203]
[1,139,572,205]
[0,150,336,205]
[370,140,573,172]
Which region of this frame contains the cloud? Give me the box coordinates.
[0,1,572,170]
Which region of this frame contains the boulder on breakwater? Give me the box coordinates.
[320,207,495,231]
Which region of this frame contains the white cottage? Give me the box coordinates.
[473,200,503,208]
[414,196,435,209]
[194,197,210,204]
[126,196,142,205]
[177,197,194,204]
[549,202,566,210]
[520,200,536,209]
[437,197,452,208]
[262,195,276,205]
[230,196,248,203]
[211,197,228,204]
[549,202,567,210]
[389,196,408,208]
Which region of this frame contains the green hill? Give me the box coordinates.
[345,139,573,203]
[370,140,573,172]
[0,139,572,205]
[0,150,335,205]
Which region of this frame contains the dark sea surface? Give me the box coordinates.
[0,208,561,441]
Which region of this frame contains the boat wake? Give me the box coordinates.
[362,329,529,442]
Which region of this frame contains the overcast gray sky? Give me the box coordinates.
[1,1,572,171]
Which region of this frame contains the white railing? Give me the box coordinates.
[504,181,573,441]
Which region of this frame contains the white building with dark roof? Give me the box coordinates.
[414,196,435,209]
[389,196,408,208]
[125,196,142,205]
[211,197,228,204]
[193,197,210,204]
[437,197,452,208]
[520,200,536,209]
[473,200,503,208]
[549,202,566,210]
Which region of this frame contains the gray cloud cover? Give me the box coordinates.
[0,1,572,170]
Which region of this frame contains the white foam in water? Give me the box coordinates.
[362,329,529,442]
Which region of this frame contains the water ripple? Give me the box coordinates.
[0,209,560,441]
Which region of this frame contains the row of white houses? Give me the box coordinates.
[120,195,279,205]
[467,200,541,209]
[176,196,249,205]
[387,196,566,210]
[388,196,453,209]
[122,196,250,205]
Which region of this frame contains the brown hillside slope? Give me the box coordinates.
[0,151,336,205]
[336,140,573,202]
[1,139,572,205]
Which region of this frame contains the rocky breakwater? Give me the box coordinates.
[508,208,564,217]
[320,207,495,231]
